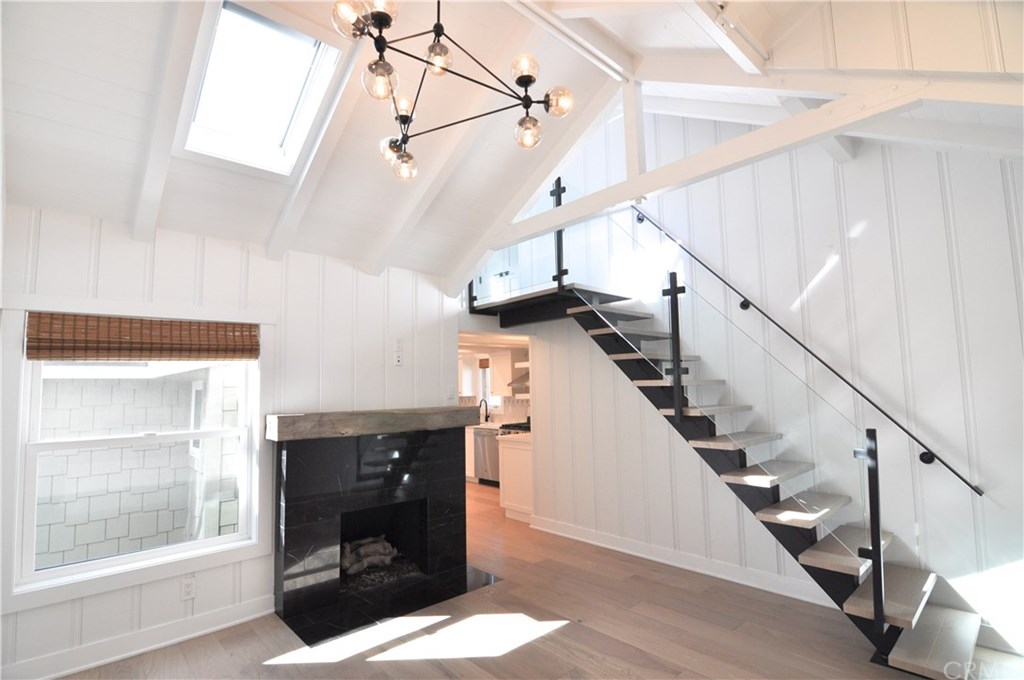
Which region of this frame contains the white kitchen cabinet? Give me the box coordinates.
[490,349,529,398]
[497,433,532,522]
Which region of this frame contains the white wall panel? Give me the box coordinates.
[201,237,243,309]
[151,229,197,306]
[832,2,900,71]
[385,268,416,408]
[14,601,73,662]
[34,210,93,298]
[138,577,182,630]
[2,204,33,294]
[96,221,148,303]
[80,588,132,646]
[321,258,356,411]
[906,2,988,73]
[193,564,236,616]
[281,251,322,413]
[569,328,596,530]
[353,271,386,410]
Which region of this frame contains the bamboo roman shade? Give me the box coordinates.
[25,312,260,361]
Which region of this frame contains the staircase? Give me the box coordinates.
[545,297,1009,679]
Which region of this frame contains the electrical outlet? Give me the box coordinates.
[394,351,404,367]
[181,575,196,600]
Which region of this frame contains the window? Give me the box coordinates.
[17,313,260,585]
[185,2,340,174]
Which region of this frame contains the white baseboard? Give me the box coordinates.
[529,515,835,610]
[2,596,275,679]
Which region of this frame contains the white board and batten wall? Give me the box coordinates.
[527,119,1023,620]
[0,205,460,678]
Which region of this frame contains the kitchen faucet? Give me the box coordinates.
[478,398,490,422]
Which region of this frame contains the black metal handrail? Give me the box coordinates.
[632,206,983,497]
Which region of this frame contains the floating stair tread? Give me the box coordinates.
[610,352,700,362]
[720,460,815,488]
[660,404,753,417]
[589,327,672,340]
[888,605,981,679]
[755,492,851,529]
[567,304,654,322]
[634,378,726,388]
[798,524,894,577]
[842,564,938,629]
[689,431,783,451]
[968,647,1024,680]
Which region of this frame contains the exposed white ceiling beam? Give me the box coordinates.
[443,78,622,297]
[622,81,647,179]
[492,81,935,252]
[549,2,672,19]
[849,118,1023,159]
[265,42,367,260]
[781,97,859,163]
[131,2,206,242]
[644,95,1021,158]
[644,96,787,126]
[637,53,1024,108]
[504,0,635,81]
[678,0,767,75]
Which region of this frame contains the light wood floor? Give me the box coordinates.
[69,483,904,679]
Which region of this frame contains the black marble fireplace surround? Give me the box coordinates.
[270,408,490,645]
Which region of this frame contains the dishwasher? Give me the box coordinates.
[473,427,499,486]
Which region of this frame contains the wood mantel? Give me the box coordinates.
[265,406,480,441]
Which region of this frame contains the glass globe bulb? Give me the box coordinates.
[425,42,452,76]
[511,54,538,88]
[362,59,397,101]
[367,0,398,29]
[391,95,414,123]
[393,151,418,180]
[514,115,542,149]
[331,0,370,39]
[380,137,401,165]
[544,86,574,118]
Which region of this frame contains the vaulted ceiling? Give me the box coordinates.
[3,1,1022,295]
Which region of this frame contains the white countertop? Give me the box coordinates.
[497,432,532,444]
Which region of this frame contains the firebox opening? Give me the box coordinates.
[338,499,427,592]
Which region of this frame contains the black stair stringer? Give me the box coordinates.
[693,448,745,476]
[803,564,861,607]
[613,358,665,381]
[727,483,779,513]
[666,415,716,441]
[762,521,818,559]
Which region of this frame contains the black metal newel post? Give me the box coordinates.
[550,177,568,292]
[662,272,686,423]
[467,279,479,313]
[855,429,886,644]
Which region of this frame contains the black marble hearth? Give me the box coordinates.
[272,413,493,646]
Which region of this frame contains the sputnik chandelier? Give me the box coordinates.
[331,0,574,180]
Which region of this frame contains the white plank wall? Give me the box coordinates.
[527,115,1023,615]
[0,205,459,678]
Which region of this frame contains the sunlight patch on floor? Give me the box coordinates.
[264,615,450,664]
[368,613,569,661]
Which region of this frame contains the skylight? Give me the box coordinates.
[185,2,340,175]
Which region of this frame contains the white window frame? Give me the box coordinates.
[9,354,262,598]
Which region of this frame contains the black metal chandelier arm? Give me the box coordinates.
[408,65,429,127]
[386,44,521,101]
[442,33,521,98]
[384,29,435,45]
[406,102,523,140]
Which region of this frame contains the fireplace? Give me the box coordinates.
[268,408,491,645]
